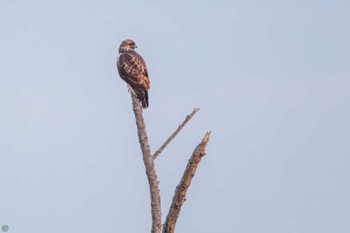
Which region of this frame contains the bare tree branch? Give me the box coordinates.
[153,108,200,160]
[131,93,162,233]
[162,131,211,233]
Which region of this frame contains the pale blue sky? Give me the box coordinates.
[1,1,349,233]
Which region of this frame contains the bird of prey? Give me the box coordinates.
[117,39,150,108]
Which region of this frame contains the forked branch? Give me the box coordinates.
[153,108,200,159]
[129,91,210,233]
[162,131,211,233]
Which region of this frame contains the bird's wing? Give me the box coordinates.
[117,51,150,90]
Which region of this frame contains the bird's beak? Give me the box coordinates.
[134,45,138,49]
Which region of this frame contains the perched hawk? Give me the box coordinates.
[117,39,150,108]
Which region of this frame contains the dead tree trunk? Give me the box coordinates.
[129,92,211,233]
[131,94,162,233]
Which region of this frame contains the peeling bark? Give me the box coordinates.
[162,132,211,233]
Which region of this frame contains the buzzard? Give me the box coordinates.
[117,39,150,108]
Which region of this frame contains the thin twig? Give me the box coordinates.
[131,93,162,233]
[162,131,211,233]
[153,108,200,160]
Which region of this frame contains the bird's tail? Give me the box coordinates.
[136,90,148,109]
[141,90,149,109]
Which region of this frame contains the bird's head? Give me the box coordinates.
[119,39,137,52]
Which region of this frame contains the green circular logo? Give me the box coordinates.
[1,225,9,232]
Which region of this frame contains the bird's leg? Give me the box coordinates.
[127,84,137,97]
[127,84,142,108]
[127,84,134,93]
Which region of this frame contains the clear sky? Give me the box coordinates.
[1,1,349,232]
